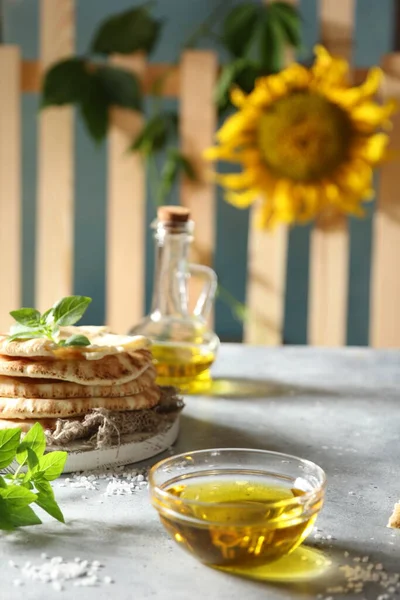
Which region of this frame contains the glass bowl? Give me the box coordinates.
[149,448,326,569]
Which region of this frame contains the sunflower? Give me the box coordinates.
[205,46,397,228]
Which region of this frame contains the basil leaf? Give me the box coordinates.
[62,335,91,347]
[41,308,54,325]
[17,422,46,465]
[0,476,7,489]
[91,5,161,55]
[9,308,41,327]
[0,498,15,530]
[35,481,65,523]
[0,485,37,508]
[0,429,21,469]
[52,296,92,327]
[8,505,42,527]
[36,451,68,481]
[6,330,45,343]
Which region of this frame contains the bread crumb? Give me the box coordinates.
[387,502,400,529]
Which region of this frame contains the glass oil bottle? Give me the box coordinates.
[129,206,220,393]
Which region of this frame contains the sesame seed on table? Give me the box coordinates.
[0,345,399,600]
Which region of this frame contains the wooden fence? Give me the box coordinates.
[0,0,399,346]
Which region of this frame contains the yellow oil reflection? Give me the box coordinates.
[215,545,332,582]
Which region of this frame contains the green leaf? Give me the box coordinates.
[17,422,46,466]
[91,5,162,55]
[8,505,42,527]
[96,66,142,112]
[223,3,260,57]
[269,2,302,50]
[52,296,92,327]
[41,308,54,325]
[156,150,196,205]
[172,150,197,181]
[80,75,109,143]
[41,58,91,108]
[36,451,67,481]
[35,481,65,524]
[0,476,7,489]
[0,498,15,530]
[270,2,302,50]
[62,334,91,347]
[213,59,247,111]
[259,15,285,73]
[130,112,178,154]
[0,485,37,508]
[9,308,41,327]
[0,429,20,469]
[6,330,45,343]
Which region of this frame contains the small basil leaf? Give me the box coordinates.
[35,481,65,523]
[0,429,21,469]
[41,308,54,325]
[62,335,91,347]
[17,422,46,465]
[6,330,45,344]
[0,485,37,508]
[8,505,42,527]
[36,451,68,481]
[9,308,41,327]
[52,296,92,327]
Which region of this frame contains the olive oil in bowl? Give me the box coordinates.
[158,475,320,569]
[149,449,326,576]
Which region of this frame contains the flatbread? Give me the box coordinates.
[0,365,156,399]
[0,348,153,386]
[0,417,70,432]
[0,386,161,418]
[0,326,150,360]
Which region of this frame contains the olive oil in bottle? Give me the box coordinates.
[129,206,219,394]
[158,475,322,572]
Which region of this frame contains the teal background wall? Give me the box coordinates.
[3,0,396,342]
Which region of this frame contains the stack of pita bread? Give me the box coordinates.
[0,326,181,448]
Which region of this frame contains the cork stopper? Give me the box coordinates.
[157,205,190,223]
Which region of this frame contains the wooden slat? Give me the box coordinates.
[245,0,297,345]
[106,54,146,332]
[308,0,355,345]
[180,50,218,321]
[36,0,75,310]
[0,47,21,329]
[21,58,368,95]
[370,54,400,347]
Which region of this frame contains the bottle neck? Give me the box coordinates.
[150,224,193,317]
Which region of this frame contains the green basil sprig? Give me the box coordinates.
[7,296,92,347]
[0,424,67,530]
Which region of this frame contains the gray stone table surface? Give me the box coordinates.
[1,345,400,599]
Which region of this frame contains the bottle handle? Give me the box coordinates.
[189,263,218,320]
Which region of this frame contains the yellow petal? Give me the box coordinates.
[215,171,256,190]
[216,108,259,143]
[327,67,382,109]
[351,99,397,132]
[230,86,247,108]
[281,63,311,90]
[350,133,389,164]
[312,45,349,88]
[225,188,258,208]
[336,159,373,195]
[203,146,243,162]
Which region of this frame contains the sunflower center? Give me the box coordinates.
[257,92,353,182]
